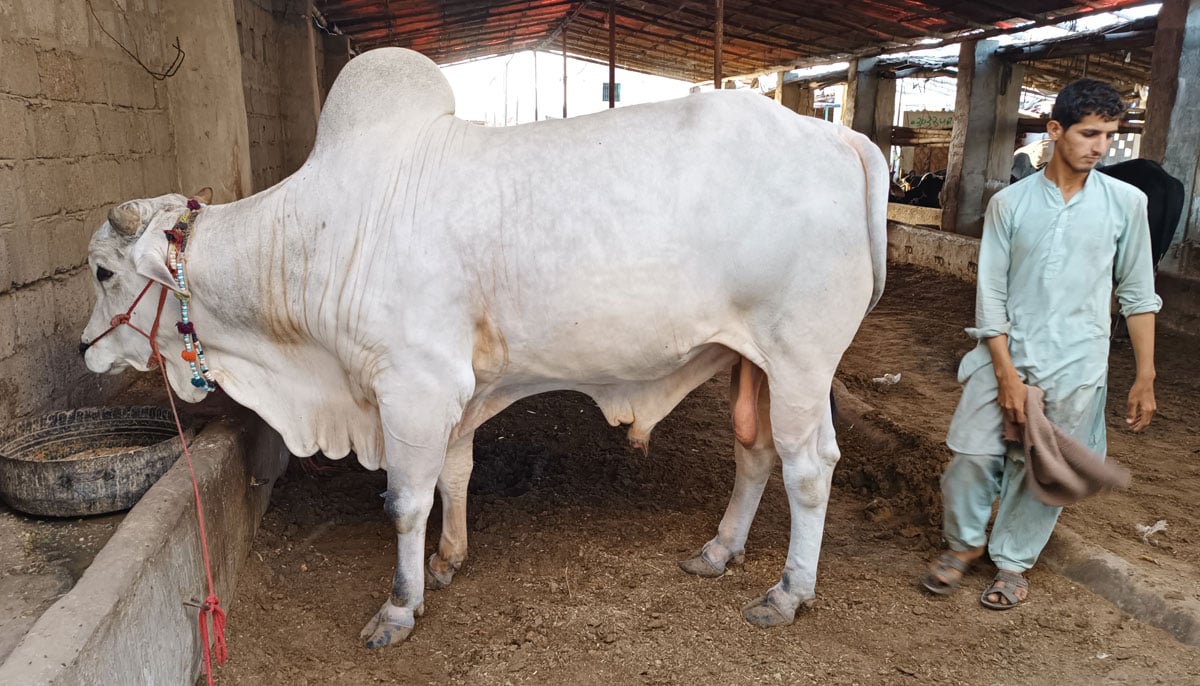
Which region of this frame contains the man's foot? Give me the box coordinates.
[980,569,1029,610]
[921,548,982,595]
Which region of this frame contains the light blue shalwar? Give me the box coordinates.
[942,169,1162,572]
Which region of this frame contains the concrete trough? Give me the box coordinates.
[886,220,980,281]
[0,414,286,685]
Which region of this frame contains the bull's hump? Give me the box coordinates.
[314,48,455,154]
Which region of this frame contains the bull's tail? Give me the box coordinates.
[839,128,889,313]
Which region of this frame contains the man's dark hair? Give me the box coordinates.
[1051,78,1126,130]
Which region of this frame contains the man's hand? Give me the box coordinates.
[1124,313,1156,433]
[1126,376,1156,432]
[996,371,1027,425]
[985,335,1027,425]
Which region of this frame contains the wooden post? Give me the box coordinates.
[714,0,724,89]
[940,40,1024,237]
[774,70,785,103]
[562,27,568,118]
[1143,0,1200,273]
[608,1,616,108]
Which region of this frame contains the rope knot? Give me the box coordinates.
[109,313,130,327]
[198,593,229,672]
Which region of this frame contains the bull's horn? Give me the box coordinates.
[191,187,213,204]
[107,203,142,236]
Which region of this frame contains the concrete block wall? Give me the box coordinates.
[0,1,176,423]
[235,0,323,191]
[236,0,288,190]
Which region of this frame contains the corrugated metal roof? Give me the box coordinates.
[314,0,1157,82]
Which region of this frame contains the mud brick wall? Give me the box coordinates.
[0,1,381,427]
[235,0,325,191]
[0,1,176,423]
[0,0,330,426]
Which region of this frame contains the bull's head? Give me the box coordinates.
[80,188,213,402]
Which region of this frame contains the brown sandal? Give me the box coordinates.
[921,551,970,596]
[980,570,1029,610]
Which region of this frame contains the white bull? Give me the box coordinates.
[81,48,886,648]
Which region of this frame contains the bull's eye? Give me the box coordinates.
[96,266,114,282]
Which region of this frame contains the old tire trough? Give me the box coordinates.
[0,406,192,517]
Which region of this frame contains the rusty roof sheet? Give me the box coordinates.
[314,0,1158,82]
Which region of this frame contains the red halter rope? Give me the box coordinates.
[86,279,170,367]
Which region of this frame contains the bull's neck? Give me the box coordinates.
[178,180,310,348]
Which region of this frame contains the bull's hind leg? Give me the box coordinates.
[360,408,450,649]
[426,433,473,589]
[742,382,840,627]
[679,367,777,577]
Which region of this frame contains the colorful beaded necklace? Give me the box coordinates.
[164,198,217,392]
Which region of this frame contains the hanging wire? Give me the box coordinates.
[85,0,183,80]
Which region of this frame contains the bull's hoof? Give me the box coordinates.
[741,593,796,627]
[425,553,459,590]
[359,601,419,649]
[678,544,744,578]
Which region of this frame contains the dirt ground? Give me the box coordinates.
[220,264,1200,685]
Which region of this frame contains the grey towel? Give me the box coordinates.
[1001,385,1131,506]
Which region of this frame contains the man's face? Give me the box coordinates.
[1048,113,1121,173]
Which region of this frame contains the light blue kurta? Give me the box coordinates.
[946,169,1162,457]
[940,169,1162,572]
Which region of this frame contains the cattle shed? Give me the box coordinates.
[2,1,1200,682]
[3,0,1199,429]
[312,0,1155,82]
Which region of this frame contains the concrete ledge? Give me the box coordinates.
[1042,527,1200,646]
[0,415,286,685]
[887,221,979,281]
[887,202,942,228]
[831,379,1200,647]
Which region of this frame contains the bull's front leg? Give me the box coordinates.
[426,432,474,589]
[360,404,453,649]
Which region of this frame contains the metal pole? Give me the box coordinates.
[714,0,724,89]
[608,1,616,108]
[562,27,568,118]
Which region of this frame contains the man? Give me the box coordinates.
[921,78,1161,609]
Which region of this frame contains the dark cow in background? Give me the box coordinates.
[890,169,946,208]
[1098,159,1185,268]
[1097,159,1186,339]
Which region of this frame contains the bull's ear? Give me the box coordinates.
[192,187,214,204]
[129,220,186,295]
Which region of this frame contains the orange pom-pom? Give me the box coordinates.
[181,350,198,362]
